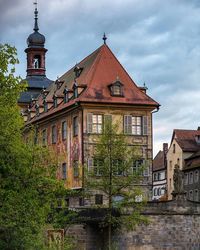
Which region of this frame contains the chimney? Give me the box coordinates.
[163,143,168,168]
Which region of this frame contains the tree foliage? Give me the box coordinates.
[0,44,74,250]
[84,120,148,249]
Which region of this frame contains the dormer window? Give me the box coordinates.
[63,88,69,103]
[43,101,48,112]
[55,79,64,90]
[74,65,83,78]
[35,104,40,116]
[53,95,57,108]
[109,80,123,96]
[195,135,200,144]
[73,82,78,99]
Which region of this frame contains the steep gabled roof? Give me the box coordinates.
[27,44,159,123]
[171,129,200,152]
[153,150,165,171]
[183,150,200,171]
[58,44,159,106]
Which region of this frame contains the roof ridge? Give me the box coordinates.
[84,46,103,86]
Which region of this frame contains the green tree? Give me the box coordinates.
[0,44,75,250]
[85,120,148,250]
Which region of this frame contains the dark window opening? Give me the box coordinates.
[73,116,78,136]
[79,197,84,206]
[52,125,57,144]
[42,129,47,145]
[95,194,103,205]
[65,198,69,207]
[73,160,79,177]
[62,163,67,180]
[62,121,67,140]
[63,89,69,103]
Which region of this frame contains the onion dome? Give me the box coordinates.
[27,3,45,48]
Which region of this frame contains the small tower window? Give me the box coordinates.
[33,55,41,69]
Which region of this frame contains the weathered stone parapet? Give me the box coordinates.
[65,198,200,250]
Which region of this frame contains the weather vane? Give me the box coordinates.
[33,0,37,8]
[103,33,107,44]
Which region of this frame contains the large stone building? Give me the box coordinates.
[152,143,168,200]
[167,129,200,200]
[21,5,159,205]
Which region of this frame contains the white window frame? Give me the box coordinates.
[87,113,103,134]
[124,115,148,135]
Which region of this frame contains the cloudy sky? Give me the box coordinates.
[1,0,200,156]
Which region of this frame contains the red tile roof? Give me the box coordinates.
[153,150,165,171]
[172,129,200,152]
[27,44,159,123]
[184,150,200,170]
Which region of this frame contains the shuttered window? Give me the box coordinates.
[124,115,148,135]
[124,115,132,134]
[87,113,103,134]
[143,116,148,135]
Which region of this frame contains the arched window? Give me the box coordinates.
[33,55,41,69]
[194,170,199,183]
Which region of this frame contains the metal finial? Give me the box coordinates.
[103,33,107,44]
[33,0,39,32]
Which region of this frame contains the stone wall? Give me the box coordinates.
[65,196,200,250]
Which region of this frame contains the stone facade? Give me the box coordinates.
[65,197,200,250]
[167,129,200,200]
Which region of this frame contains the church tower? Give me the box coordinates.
[18,2,53,109]
[25,3,46,77]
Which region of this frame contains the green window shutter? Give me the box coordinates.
[143,159,149,176]
[87,113,93,133]
[143,116,148,135]
[124,115,132,134]
[104,115,112,123]
[104,115,112,130]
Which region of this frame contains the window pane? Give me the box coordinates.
[98,115,102,123]
[93,115,97,123]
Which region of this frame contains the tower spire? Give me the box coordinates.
[33,1,39,32]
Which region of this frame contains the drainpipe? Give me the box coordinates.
[151,106,160,198]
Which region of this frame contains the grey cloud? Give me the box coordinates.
[1,0,200,155]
